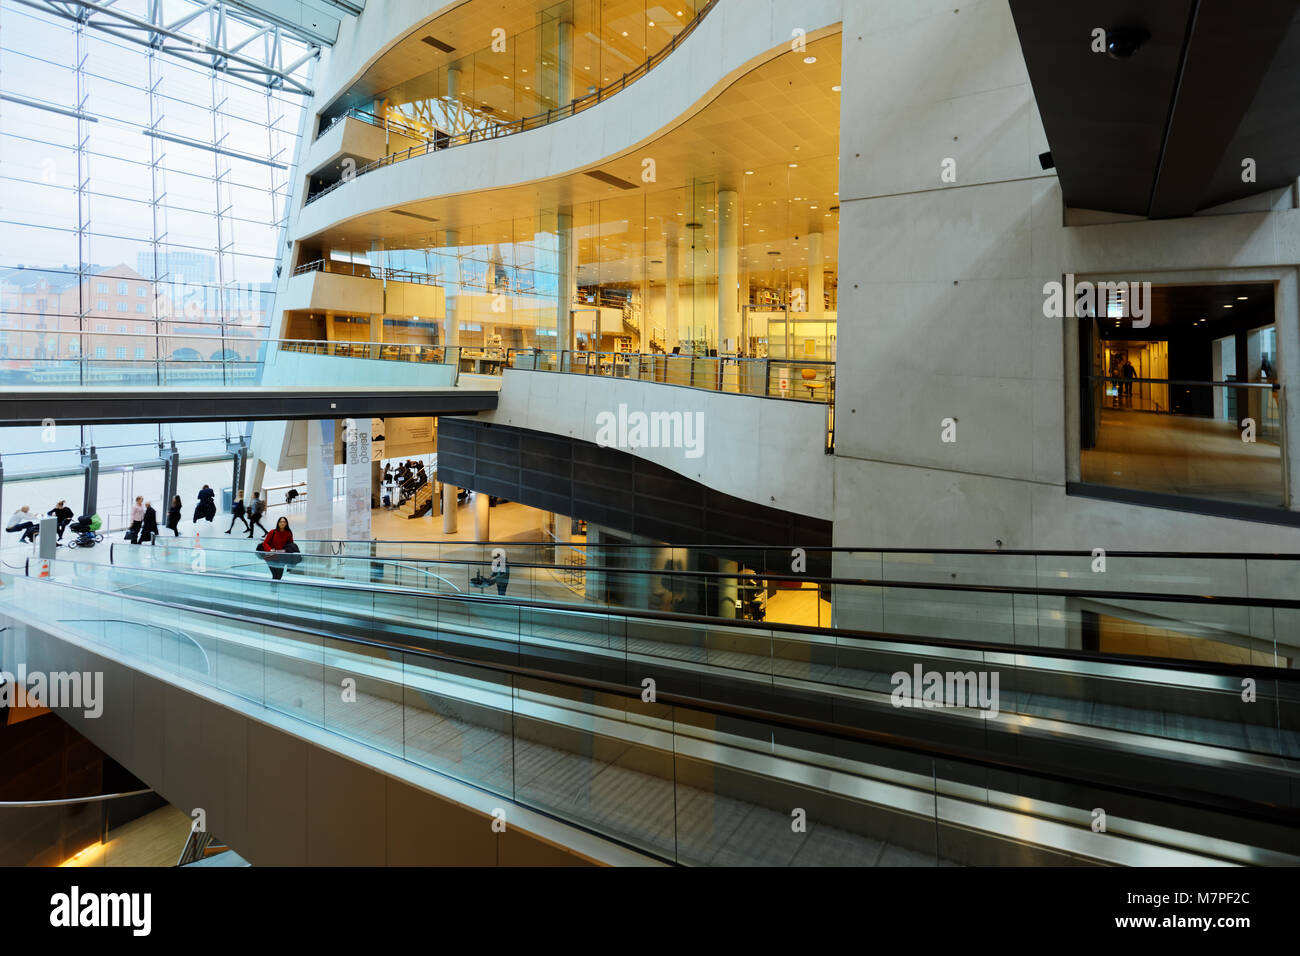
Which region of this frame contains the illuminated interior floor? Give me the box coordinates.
[61,805,191,868]
[1081,409,1283,506]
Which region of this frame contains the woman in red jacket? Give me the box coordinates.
[260,516,295,580]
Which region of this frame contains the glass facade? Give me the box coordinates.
[0,0,313,476]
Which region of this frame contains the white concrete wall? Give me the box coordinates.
[280,271,445,318]
[832,0,1300,554]
[484,369,833,520]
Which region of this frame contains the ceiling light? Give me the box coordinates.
[804,56,817,64]
[1237,296,1248,300]
[1224,304,1233,308]
[788,163,798,168]
[622,31,628,36]
[832,85,841,92]
[649,21,655,27]
[745,170,754,175]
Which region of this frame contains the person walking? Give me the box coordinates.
[246,491,268,537]
[5,506,39,543]
[128,495,145,544]
[140,501,159,545]
[166,495,182,536]
[225,492,249,534]
[1121,359,1137,406]
[194,485,216,523]
[47,500,74,540]
[258,516,295,580]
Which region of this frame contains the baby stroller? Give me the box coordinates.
[65,513,104,549]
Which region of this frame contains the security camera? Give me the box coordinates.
[1107,26,1148,59]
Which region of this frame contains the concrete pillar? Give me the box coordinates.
[473,490,490,541]
[556,208,575,354]
[368,314,383,357]
[304,419,335,541]
[248,458,266,506]
[442,482,458,533]
[664,222,679,349]
[443,229,460,351]
[717,557,739,619]
[446,64,461,104]
[717,189,740,353]
[808,230,824,319]
[557,20,574,105]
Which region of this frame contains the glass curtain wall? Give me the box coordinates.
[359,0,706,143]
[0,0,312,479]
[325,152,838,359]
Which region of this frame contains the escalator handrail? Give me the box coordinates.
[106,549,1300,680]
[128,542,1300,610]
[18,573,1300,830]
[221,536,1300,561]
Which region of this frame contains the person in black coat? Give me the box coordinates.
[140,501,159,544]
[166,495,182,536]
[225,492,248,534]
[47,500,74,540]
[194,485,216,523]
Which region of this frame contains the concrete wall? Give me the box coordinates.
[281,271,444,317]
[483,368,833,520]
[832,0,1300,556]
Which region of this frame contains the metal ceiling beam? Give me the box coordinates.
[11,0,332,95]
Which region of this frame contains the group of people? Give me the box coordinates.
[382,459,429,508]
[7,487,298,581]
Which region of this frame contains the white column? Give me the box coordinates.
[808,230,824,319]
[556,208,575,353]
[304,419,334,541]
[557,20,574,105]
[664,222,679,349]
[344,418,371,543]
[442,483,458,533]
[717,189,740,353]
[473,491,490,540]
[443,229,460,350]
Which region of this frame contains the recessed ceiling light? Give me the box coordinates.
[1237,296,1248,300]
[1224,304,1233,308]
[789,163,798,168]
[622,31,628,36]
[744,170,754,175]
[649,20,655,27]
[832,85,841,92]
[804,56,817,64]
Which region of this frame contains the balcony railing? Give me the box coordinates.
[302,0,722,207]
[315,107,437,143]
[291,258,443,286]
[0,334,460,387]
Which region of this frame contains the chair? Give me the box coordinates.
[800,368,825,399]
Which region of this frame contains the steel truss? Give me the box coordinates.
[11,0,325,95]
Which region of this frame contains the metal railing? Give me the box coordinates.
[291,258,443,286]
[315,107,436,143]
[303,0,722,207]
[0,334,461,387]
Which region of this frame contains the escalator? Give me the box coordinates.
[19,553,1300,843]
[2,568,1296,866]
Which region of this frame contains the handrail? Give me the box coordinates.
[104,545,1300,678]
[290,258,443,286]
[303,0,723,206]
[19,571,1300,827]
[315,106,437,143]
[134,539,1300,611]
[1091,375,1280,390]
[0,789,153,808]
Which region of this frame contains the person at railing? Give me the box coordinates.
[47,500,73,541]
[246,491,269,538]
[225,492,249,535]
[166,496,182,537]
[256,516,299,581]
[5,506,39,544]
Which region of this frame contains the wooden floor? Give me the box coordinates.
[1082,409,1283,506]
[61,806,191,868]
